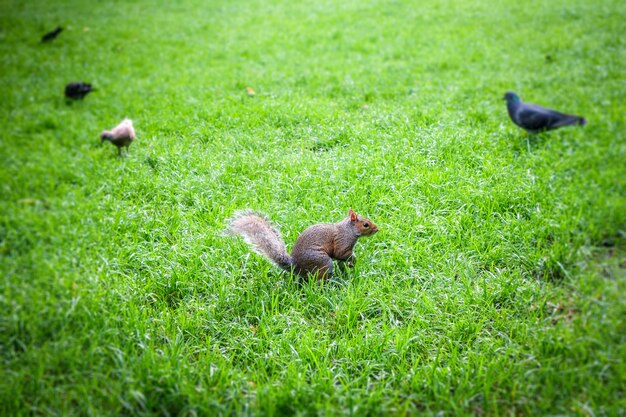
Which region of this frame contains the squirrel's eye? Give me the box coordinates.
[363,223,369,228]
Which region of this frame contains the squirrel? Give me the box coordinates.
[227,208,378,280]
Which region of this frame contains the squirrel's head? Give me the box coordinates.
[349,208,378,236]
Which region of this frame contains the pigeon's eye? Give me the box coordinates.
[363,222,369,228]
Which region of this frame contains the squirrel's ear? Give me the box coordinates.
[349,208,357,222]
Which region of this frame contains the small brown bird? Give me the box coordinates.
[42,26,63,43]
[100,118,135,156]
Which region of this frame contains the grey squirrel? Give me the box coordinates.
[227,209,378,280]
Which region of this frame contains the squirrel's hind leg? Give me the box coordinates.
[295,257,333,282]
[315,260,333,282]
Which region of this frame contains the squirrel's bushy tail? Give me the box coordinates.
[227,211,292,271]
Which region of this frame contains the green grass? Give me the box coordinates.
[1,0,625,415]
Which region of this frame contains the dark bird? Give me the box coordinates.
[41,26,63,42]
[65,82,95,100]
[504,91,586,134]
[100,118,136,156]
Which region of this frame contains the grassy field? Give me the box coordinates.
[1,0,625,415]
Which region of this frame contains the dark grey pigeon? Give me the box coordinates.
[65,82,94,100]
[41,26,63,43]
[504,91,586,134]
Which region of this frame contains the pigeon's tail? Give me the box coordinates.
[552,114,586,130]
[569,115,586,127]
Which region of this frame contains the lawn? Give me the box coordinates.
[1,0,625,415]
